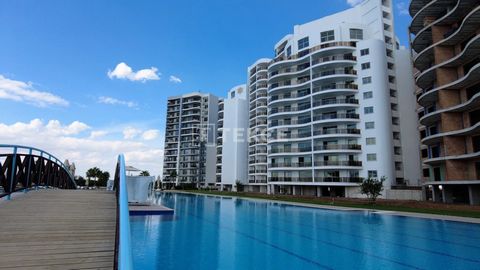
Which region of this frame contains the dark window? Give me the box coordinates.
[321,30,335,42]
[298,37,309,50]
[350,28,363,40]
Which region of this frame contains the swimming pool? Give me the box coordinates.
[130,192,480,270]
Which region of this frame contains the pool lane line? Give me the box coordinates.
[178,210,334,270]
[177,208,423,270]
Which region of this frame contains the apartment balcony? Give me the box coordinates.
[313,144,361,152]
[269,162,313,168]
[268,177,313,182]
[269,147,312,154]
[312,113,359,124]
[312,83,358,94]
[269,89,311,104]
[314,177,362,183]
[314,160,362,167]
[312,99,359,110]
[312,128,361,136]
[268,117,311,128]
[269,103,311,116]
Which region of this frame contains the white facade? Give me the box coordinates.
[245,0,421,198]
[162,92,219,188]
[216,85,249,190]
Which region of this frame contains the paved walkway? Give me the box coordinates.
[0,189,116,269]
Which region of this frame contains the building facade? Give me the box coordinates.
[244,0,421,198]
[410,0,480,204]
[247,59,271,193]
[162,92,218,188]
[216,85,249,191]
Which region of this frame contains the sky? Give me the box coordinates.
[0,0,412,177]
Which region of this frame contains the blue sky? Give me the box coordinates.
[0,0,412,176]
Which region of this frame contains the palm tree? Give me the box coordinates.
[140,170,150,176]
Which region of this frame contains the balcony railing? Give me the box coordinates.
[313,128,360,136]
[269,147,312,154]
[313,113,359,121]
[314,160,362,166]
[313,144,361,151]
[269,162,313,168]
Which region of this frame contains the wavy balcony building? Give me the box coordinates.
[244,0,422,198]
[247,59,271,192]
[162,92,219,189]
[410,0,480,204]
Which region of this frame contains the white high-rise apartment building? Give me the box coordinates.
[245,0,421,198]
[162,92,219,189]
[216,85,249,191]
[247,59,271,193]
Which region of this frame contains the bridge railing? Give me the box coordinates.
[113,154,133,270]
[0,144,77,199]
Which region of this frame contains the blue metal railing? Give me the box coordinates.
[114,154,133,270]
[0,144,77,199]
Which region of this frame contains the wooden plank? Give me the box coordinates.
[0,189,116,269]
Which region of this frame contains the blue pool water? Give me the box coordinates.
[130,193,480,270]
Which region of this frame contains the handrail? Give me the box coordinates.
[0,144,76,199]
[113,154,133,270]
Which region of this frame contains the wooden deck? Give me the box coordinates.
[0,189,116,270]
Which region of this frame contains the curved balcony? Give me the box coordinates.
[424,150,480,165]
[312,83,358,96]
[313,144,361,153]
[313,160,362,168]
[268,117,311,129]
[420,91,480,127]
[416,34,480,89]
[269,162,313,169]
[269,90,311,105]
[418,61,480,106]
[423,121,480,146]
[312,113,360,124]
[410,1,453,34]
[312,128,361,138]
[269,42,356,71]
[268,147,312,155]
[269,104,311,117]
[312,99,359,111]
[414,5,480,71]
[412,0,472,52]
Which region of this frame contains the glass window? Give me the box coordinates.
[286,46,292,57]
[363,91,373,99]
[361,62,371,70]
[367,153,377,161]
[366,137,376,145]
[350,28,363,40]
[368,170,378,178]
[298,37,309,50]
[321,30,335,42]
[365,122,375,129]
[364,106,374,114]
[362,77,372,84]
[231,91,235,98]
[360,48,369,56]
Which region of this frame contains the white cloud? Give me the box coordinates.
[142,129,160,140]
[0,75,69,107]
[346,0,363,6]
[98,96,137,108]
[107,62,160,82]
[89,130,108,139]
[0,119,164,177]
[123,127,142,139]
[396,2,409,15]
[169,75,182,83]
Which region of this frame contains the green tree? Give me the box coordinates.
[96,171,110,187]
[86,167,102,182]
[360,176,386,203]
[75,176,86,186]
[140,170,150,176]
[169,170,177,180]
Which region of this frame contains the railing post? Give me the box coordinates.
[25,148,33,193]
[7,146,18,200]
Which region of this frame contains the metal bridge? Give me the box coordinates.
[0,145,133,270]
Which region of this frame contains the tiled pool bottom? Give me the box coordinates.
[130,193,480,270]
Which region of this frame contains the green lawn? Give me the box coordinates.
[179,190,480,219]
